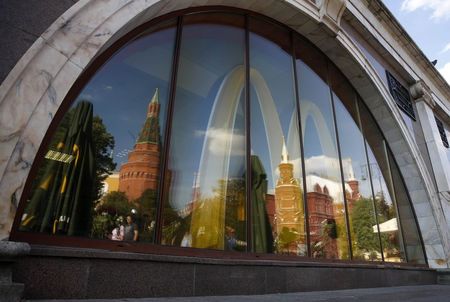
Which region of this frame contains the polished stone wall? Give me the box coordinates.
[0,0,449,269]
[13,247,437,299]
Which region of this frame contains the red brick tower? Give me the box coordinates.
[119,89,161,201]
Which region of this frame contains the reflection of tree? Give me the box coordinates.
[186,178,246,250]
[91,191,130,239]
[350,197,399,260]
[276,227,298,254]
[351,198,380,259]
[135,189,157,242]
[92,115,116,201]
[221,179,246,243]
[96,191,131,216]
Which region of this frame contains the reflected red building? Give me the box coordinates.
[119,89,161,201]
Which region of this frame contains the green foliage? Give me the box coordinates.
[217,179,246,240]
[351,198,381,254]
[134,189,158,242]
[90,213,114,239]
[91,115,116,201]
[97,191,131,217]
[276,227,298,254]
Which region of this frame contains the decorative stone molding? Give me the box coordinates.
[410,80,436,109]
[317,0,347,35]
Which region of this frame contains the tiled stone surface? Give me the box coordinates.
[264,266,286,294]
[12,249,439,300]
[14,256,90,299]
[86,260,194,298]
[0,0,448,268]
[195,264,266,296]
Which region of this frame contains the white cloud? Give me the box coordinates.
[401,0,450,20]
[440,42,450,54]
[438,62,450,84]
[195,128,245,156]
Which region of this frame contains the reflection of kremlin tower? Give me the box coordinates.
[274,138,305,253]
[119,89,161,200]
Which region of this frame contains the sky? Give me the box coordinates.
[382,0,450,85]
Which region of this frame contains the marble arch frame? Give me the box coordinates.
[0,0,448,268]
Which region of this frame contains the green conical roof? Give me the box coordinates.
[137,89,160,144]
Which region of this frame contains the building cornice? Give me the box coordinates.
[346,0,450,114]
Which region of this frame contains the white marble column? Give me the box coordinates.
[411,81,450,230]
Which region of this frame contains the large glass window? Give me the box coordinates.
[14,10,425,265]
[249,18,305,255]
[359,102,406,262]
[162,14,246,251]
[19,20,177,242]
[330,65,383,261]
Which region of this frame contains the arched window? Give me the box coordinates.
[12,9,425,265]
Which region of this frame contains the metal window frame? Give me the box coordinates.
[9,6,427,267]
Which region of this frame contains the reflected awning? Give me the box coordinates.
[373,218,398,233]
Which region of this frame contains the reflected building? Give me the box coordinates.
[274,139,305,254]
[5,2,449,299]
[307,183,338,258]
[118,89,161,201]
[102,172,120,195]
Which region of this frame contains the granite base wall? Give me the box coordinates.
[13,247,437,300]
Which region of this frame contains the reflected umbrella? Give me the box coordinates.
[251,155,273,253]
[21,101,95,236]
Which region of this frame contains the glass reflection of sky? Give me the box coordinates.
[366,146,393,205]
[250,32,300,191]
[168,24,245,210]
[333,94,373,198]
[298,61,341,183]
[74,26,176,167]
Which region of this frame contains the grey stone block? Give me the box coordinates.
[265,266,286,294]
[194,264,266,296]
[86,260,194,299]
[286,267,323,292]
[437,269,450,285]
[0,283,24,302]
[14,256,89,299]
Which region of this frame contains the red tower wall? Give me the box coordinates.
[118,143,160,201]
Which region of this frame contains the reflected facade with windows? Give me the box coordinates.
[15,11,425,264]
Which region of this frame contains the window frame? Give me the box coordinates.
[10,6,427,268]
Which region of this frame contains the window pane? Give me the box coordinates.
[330,66,383,261]
[359,103,406,262]
[296,54,350,260]
[19,20,177,243]
[249,18,305,255]
[162,14,246,251]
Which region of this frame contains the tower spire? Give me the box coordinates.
[281,136,289,163]
[137,88,161,144]
[147,88,159,117]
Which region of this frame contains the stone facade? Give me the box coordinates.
[0,0,449,274]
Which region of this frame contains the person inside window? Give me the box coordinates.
[123,215,138,241]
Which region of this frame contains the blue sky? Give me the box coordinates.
[382,0,450,85]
